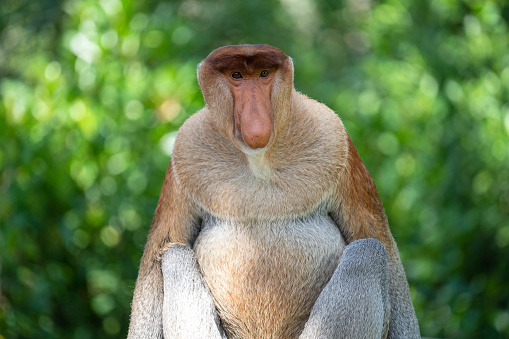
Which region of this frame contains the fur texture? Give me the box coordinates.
[128,44,420,339]
[162,245,227,338]
[300,238,390,338]
[194,213,345,337]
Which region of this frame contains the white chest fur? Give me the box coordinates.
[193,213,346,338]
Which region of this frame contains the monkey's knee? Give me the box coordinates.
[340,238,388,277]
[161,244,203,285]
[162,244,196,267]
[300,239,390,338]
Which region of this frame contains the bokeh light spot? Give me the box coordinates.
[159,132,178,156]
[171,26,192,45]
[100,225,121,247]
[70,100,87,121]
[101,30,118,49]
[144,30,164,48]
[100,176,117,196]
[377,132,399,155]
[91,294,115,315]
[157,99,181,122]
[73,229,90,249]
[125,100,144,120]
[44,61,61,81]
[103,316,121,335]
[107,153,129,175]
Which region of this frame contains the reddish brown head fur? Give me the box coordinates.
[205,44,288,73]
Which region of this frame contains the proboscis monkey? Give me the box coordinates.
[128,44,420,339]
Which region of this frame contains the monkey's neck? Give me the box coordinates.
[245,151,273,181]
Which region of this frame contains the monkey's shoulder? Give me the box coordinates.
[291,92,347,138]
[285,92,349,163]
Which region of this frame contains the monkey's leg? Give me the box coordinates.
[161,244,227,339]
[299,238,390,339]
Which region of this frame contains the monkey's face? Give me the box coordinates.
[227,67,274,150]
[198,44,293,153]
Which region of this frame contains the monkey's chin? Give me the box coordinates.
[235,138,272,156]
[242,145,267,156]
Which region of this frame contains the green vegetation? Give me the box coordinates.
[1,0,508,337]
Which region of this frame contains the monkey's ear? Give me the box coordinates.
[275,55,294,85]
[197,59,233,114]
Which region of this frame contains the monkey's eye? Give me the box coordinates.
[231,72,243,79]
[260,70,269,78]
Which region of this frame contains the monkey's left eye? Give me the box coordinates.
[260,70,269,77]
[231,72,243,79]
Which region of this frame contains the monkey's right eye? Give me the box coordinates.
[231,72,243,79]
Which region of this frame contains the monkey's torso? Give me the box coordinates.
[194,213,345,338]
[172,91,350,338]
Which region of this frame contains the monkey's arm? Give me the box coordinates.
[299,238,390,338]
[128,162,201,339]
[328,136,420,339]
[161,244,227,338]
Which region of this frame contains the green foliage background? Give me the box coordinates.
[1,0,508,338]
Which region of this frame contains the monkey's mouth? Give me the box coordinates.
[233,129,271,155]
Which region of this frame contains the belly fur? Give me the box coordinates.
[193,214,346,339]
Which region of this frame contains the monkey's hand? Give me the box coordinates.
[161,245,227,339]
[299,239,391,339]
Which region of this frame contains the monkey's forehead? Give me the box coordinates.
[204,44,288,72]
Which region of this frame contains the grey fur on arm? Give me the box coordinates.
[160,239,419,339]
[299,238,391,339]
[161,244,227,339]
